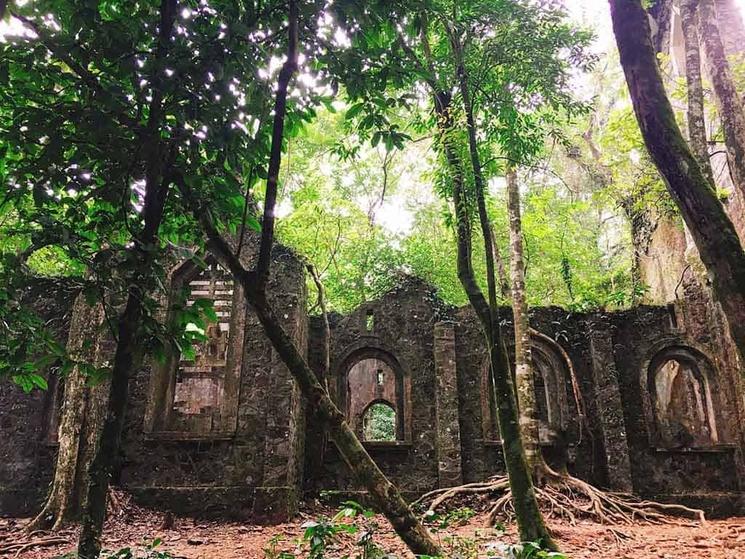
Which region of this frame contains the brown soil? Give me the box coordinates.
[1,499,744,558]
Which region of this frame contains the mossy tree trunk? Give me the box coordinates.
[610,0,745,368]
[681,0,715,185]
[506,168,543,473]
[27,297,106,531]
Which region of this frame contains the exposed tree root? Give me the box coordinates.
[0,535,69,558]
[415,470,705,527]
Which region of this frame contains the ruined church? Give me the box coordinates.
[1,231,744,523]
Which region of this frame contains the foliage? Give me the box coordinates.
[0,0,656,397]
[299,501,389,559]
[497,541,568,559]
[423,507,477,532]
[0,0,327,387]
[101,538,174,559]
[362,402,396,441]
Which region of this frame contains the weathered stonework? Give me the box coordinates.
[586,316,633,492]
[3,242,745,520]
[433,322,463,487]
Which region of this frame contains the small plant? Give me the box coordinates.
[263,534,297,559]
[301,501,394,559]
[102,538,174,559]
[499,541,568,559]
[442,534,478,559]
[423,506,476,531]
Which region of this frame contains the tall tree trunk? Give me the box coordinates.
[175,1,440,555]
[434,93,555,549]
[714,0,745,61]
[77,2,177,556]
[506,168,542,473]
[698,0,745,198]
[680,0,715,185]
[609,0,745,368]
[27,297,105,530]
[442,22,554,548]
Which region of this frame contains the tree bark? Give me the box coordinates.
[27,297,105,531]
[506,168,542,472]
[680,0,715,185]
[77,2,177,557]
[493,230,511,299]
[699,0,745,198]
[610,0,745,368]
[434,93,555,549]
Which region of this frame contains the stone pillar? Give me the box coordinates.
[587,318,634,492]
[434,322,463,487]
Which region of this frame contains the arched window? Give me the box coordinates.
[649,347,718,449]
[144,259,246,438]
[337,349,408,443]
[362,401,397,441]
[482,334,574,443]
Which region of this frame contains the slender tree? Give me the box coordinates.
[610,0,745,367]
[680,0,715,185]
[76,0,180,553]
[506,168,542,474]
[698,0,745,198]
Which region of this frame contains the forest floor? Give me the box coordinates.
[2,494,745,558]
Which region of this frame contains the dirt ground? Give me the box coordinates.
[2,499,745,558]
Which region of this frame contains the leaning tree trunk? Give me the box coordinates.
[27,297,106,531]
[179,188,442,557]
[698,0,745,198]
[506,168,542,474]
[610,0,745,368]
[174,0,440,554]
[681,0,715,185]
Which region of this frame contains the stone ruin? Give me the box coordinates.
[1,234,744,523]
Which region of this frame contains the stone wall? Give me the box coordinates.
[120,241,308,520]
[3,261,745,520]
[0,240,308,521]
[308,284,744,515]
[0,278,79,515]
[306,277,449,496]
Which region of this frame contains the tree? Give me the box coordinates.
[507,168,541,473]
[680,0,715,185]
[1,1,331,556]
[609,0,745,371]
[698,0,745,198]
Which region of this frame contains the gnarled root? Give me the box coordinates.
[415,468,705,527]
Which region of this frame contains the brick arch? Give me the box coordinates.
[334,346,412,443]
[481,332,577,443]
[643,344,722,449]
[143,256,246,438]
